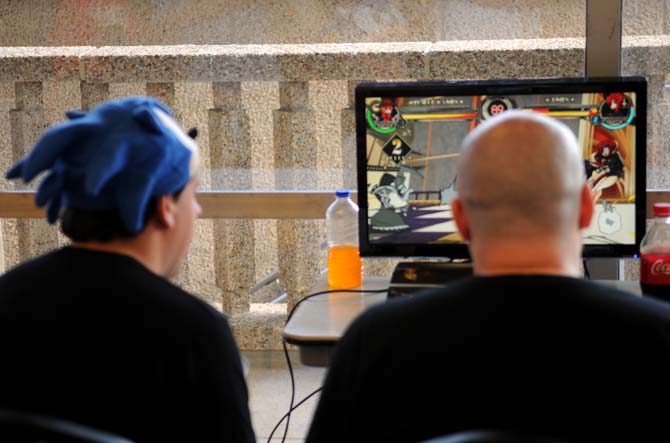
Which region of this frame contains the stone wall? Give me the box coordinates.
[0,0,668,47]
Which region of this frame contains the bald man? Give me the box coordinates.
[307,112,670,443]
[452,110,592,277]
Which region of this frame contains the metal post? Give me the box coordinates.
[585,0,622,78]
[585,0,624,279]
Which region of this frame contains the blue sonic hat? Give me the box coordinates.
[5,96,197,234]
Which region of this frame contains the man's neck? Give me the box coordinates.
[71,236,165,277]
[469,237,582,278]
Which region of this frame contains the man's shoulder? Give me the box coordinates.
[351,275,670,332]
[0,247,228,330]
[577,278,670,321]
[347,277,477,336]
[115,264,228,331]
[358,276,485,317]
[0,248,64,289]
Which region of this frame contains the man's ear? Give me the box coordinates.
[154,195,177,229]
[579,183,595,230]
[451,198,470,242]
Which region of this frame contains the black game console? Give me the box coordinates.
[387,260,473,298]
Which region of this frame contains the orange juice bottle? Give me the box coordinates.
[326,191,363,289]
[327,244,362,289]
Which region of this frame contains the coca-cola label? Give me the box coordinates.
[640,254,670,285]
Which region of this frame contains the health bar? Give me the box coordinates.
[529,109,592,118]
[402,113,477,120]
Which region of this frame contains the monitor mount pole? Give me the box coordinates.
[585,0,624,280]
[585,0,622,78]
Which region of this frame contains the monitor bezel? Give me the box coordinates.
[355,77,647,259]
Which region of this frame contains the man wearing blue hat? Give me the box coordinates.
[0,97,255,442]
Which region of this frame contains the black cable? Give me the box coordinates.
[268,287,389,443]
[266,386,324,442]
[280,340,295,443]
[286,288,388,324]
[583,259,591,280]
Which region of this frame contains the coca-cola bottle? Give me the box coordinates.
[640,203,670,300]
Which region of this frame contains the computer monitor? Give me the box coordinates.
[356,77,647,259]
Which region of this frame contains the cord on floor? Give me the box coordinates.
[267,287,389,443]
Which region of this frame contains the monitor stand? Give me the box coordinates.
[388,259,473,298]
[387,258,622,298]
[583,257,621,280]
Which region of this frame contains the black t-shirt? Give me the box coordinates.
[307,275,670,443]
[0,247,255,443]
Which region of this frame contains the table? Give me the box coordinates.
[282,277,643,367]
[282,276,390,366]
[598,280,642,294]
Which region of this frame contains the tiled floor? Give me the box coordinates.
[244,350,327,443]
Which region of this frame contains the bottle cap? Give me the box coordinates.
[653,203,670,217]
[335,190,350,198]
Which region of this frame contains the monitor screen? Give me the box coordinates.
[356,77,647,258]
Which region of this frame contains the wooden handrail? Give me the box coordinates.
[196,191,357,219]
[0,190,666,220]
[0,192,42,218]
[0,190,358,219]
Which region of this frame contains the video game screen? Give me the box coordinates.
[356,79,646,258]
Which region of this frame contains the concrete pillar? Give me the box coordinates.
[341,80,358,189]
[10,82,60,261]
[146,82,176,110]
[67,80,110,248]
[209,82,254,315]
[109,83,146,99]
[645,75,669,187]
[147,81,224,304]
[80,82,110,110]
[0,82,14,273]
[274,82,322,310]
[146,82,197,290]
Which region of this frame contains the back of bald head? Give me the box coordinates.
[457,110,585,240]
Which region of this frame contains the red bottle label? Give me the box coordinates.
[640,254,670,285]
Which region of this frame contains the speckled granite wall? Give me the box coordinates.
[0,82,13,274]
[1,37,669,348]
[0,0,667,47]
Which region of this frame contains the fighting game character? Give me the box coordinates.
[379,98,397,122]
[587,139,625,198]
[369,173,411,232]
[374,98,399,123]
[603,93,631,117]
[370,98,407,130]
[440,177,458,205]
